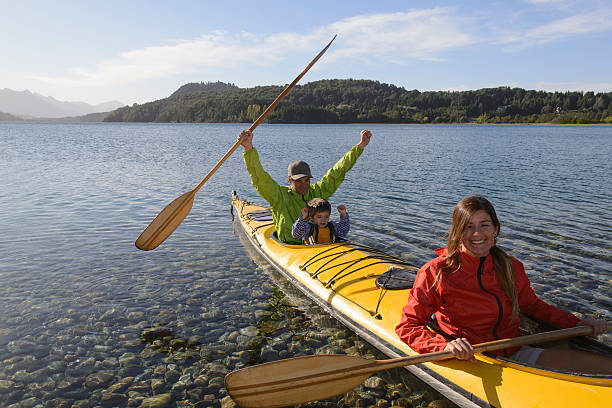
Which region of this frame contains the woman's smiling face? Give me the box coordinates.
[461,210,499,257]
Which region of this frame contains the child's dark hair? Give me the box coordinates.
[307,198,331,218]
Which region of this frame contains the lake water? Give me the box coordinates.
[1,122,611,407]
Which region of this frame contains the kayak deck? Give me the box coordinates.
[231,192,612,408]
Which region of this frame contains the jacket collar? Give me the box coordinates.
[434,247,447,256]
[435,247,492,267]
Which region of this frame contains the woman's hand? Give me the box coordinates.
[444,338,476,362]
[578,318,608,338]
[337,205,347,218]
[301,207,309,219]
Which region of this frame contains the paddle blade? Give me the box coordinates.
[225,354,376,408]
[135,190,195,250]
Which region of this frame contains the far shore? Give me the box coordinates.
[2,120,612,126]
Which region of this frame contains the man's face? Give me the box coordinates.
[289,176,310,195]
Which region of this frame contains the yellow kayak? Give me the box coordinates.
[231,192,612,408]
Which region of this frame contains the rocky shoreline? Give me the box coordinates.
[1,264,454,408]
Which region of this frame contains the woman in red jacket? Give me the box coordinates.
[395,195,611,373]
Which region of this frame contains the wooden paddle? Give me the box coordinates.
[225,325,601,407]
[135,35,337,250]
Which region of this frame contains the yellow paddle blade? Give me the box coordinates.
[225,354,376,408]
[135,190,195,250]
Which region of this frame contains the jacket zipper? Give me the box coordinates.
[476,256,504,341]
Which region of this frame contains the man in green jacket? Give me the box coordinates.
[238,129,372,243]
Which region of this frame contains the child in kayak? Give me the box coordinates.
[291,198,349,245]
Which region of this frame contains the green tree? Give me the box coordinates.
[246,104,261,122]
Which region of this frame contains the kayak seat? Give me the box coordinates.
[270,231,303,246]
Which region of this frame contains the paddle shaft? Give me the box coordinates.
[370,324,595,373]
[192,34,337,194]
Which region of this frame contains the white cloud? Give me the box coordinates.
[30,8,475,88]
[527,9,612,41]
[29,31,286,87]
[326,9,476,62]
[500,7,612,48]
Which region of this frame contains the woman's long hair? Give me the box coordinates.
[439,196,519,317]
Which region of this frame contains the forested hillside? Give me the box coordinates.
[104,80,612,124]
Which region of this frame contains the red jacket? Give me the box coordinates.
[395,248,580,356]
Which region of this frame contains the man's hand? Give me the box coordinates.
[238,130,253,150]
[357,129,371,148]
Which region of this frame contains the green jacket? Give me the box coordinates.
[243,145,363,243]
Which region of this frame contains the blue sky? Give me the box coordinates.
[2,0,611,105]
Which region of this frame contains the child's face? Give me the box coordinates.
[312,211,330,228]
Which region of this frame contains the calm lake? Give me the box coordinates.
[1,122,611,407]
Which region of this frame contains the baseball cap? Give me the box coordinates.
[288,160,312,180]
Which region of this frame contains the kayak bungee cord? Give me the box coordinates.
[234,199,421,318]
[301,244,406,272]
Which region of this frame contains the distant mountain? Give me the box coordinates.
[0,88,125,119]
[29,111,112,123]
[0,111,23,121]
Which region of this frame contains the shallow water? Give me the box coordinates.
[1,122,610,407]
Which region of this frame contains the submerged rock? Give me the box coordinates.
[220,395,236,408]
[239,326,258,337]
[100,391,129,407]
[428,400,449,408]
[84,371,114,389]
[140,392,172,408]
[0,380,15,394]
[363,375,385,389]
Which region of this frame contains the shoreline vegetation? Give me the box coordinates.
[103,79,612,125]
[3,80,611,125]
